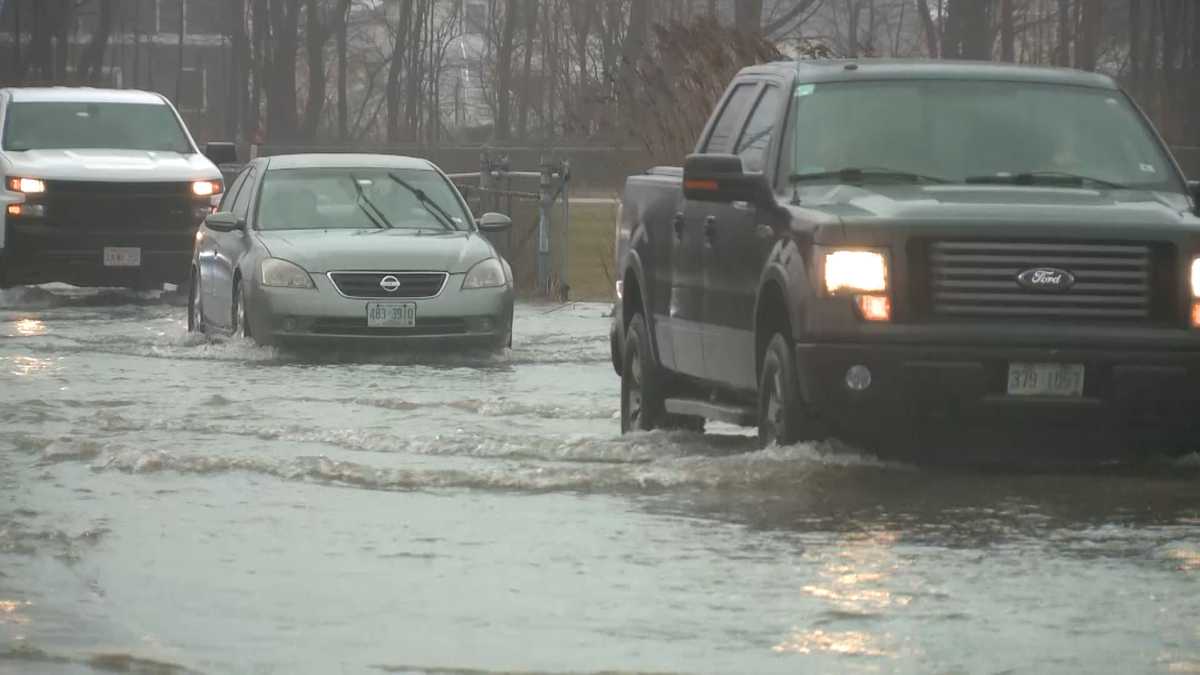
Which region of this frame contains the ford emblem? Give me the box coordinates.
[1016,267,1075,292]
[379,275,402,293]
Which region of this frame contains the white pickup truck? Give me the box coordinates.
[0,87,235,289]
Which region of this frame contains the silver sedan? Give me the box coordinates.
[188,153,514,349]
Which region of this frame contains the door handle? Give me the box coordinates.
[672,212,685,240]
[732,200,752,211]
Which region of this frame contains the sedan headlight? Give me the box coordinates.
[260,258,315,289]
[462,258,507,290]
[6,176,46,194]
[824,250,888,294]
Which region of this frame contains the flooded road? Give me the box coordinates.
[1,285,1198,674]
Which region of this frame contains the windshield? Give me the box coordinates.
[256,167,472,231]
[786,80,1182,192]
[2,101,193,153]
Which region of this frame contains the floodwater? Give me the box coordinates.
[1,285,1198,674]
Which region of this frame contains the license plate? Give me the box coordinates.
[366,302,416,328]
[103,247,141,267]
[1007,362,1085,397]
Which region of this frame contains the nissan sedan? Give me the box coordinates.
[188,153,514,349]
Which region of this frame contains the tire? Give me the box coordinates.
[758,333,817,447]
[232,280,251,340]
[187,269,204,333]
[621,312,668,433]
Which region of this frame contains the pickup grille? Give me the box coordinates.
[328,272,448,299]
[39,180,198,230]
[924,240,1170,323]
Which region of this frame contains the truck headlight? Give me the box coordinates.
[824,250,888,294]
[462,258,506,290]
[1191,258,1200,327]
[6,177,46,193]
[260,258,315,289]
[191,179,222,197]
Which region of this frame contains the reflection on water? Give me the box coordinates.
[802,530,909,614]
[8,355,53,377]
[773,629,895,657]
[0,600,32,625]
[12,319,45,337]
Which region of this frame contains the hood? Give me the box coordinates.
[798,184,1196,229]
[2,148,219,182]
[255,228,496,274]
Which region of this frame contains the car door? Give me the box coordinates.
[674,82,759,380]
[208,163,259,329]
[198,167,248,327]
[703,83,784,390]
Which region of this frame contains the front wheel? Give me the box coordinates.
[758,333,819,447]
[231,280,251,340]
[621,312,668,433]
[187,270,204,333]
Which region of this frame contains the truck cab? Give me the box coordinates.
[0,87,235,290]
[612,60,1200,449]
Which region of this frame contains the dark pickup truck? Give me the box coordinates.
[611,59,1200,449]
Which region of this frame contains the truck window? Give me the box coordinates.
[704,83,758,155]
[782,80,1182,193]
[735,85,782,174]
[2,101,193,153]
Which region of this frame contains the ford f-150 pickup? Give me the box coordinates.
[611,60,1200,449]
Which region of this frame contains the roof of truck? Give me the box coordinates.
[740,59,1118,90]
[5,87,169,104]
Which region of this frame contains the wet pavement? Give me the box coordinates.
[0,285,1198,674]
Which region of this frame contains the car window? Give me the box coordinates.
[219,169,250,213]
[704,83,758,155]
[256,167,472,231]
[231,167,258,220]
[735,85,782,174]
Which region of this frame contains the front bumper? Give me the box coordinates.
[245,273,514,347]
[1,218,197,288]
[795,339,1200,429]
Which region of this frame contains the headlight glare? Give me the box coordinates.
[191,179,221,197]
[462,258,507,290]
[824,250,888,294]
[7,177,46,193]
[260,258,315,289]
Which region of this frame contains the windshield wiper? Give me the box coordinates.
[348,175,391,229]
[965,171,1129,190]
[387,173,458,231]
[788,167,951,185]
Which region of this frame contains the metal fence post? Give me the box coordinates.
[537,156,552,295]
[559,160,570,301]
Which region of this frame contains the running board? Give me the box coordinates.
[664,398,755,426]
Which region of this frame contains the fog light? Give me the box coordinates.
[855,294,891,322]
[845,364,872,391]
[6,203,44,217]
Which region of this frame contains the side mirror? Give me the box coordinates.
[204,141,238,166]
[477,212,512,232]
[682,153,772,204]
[204,211,244,233]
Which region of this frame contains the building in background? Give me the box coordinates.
[0,0,232,143]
